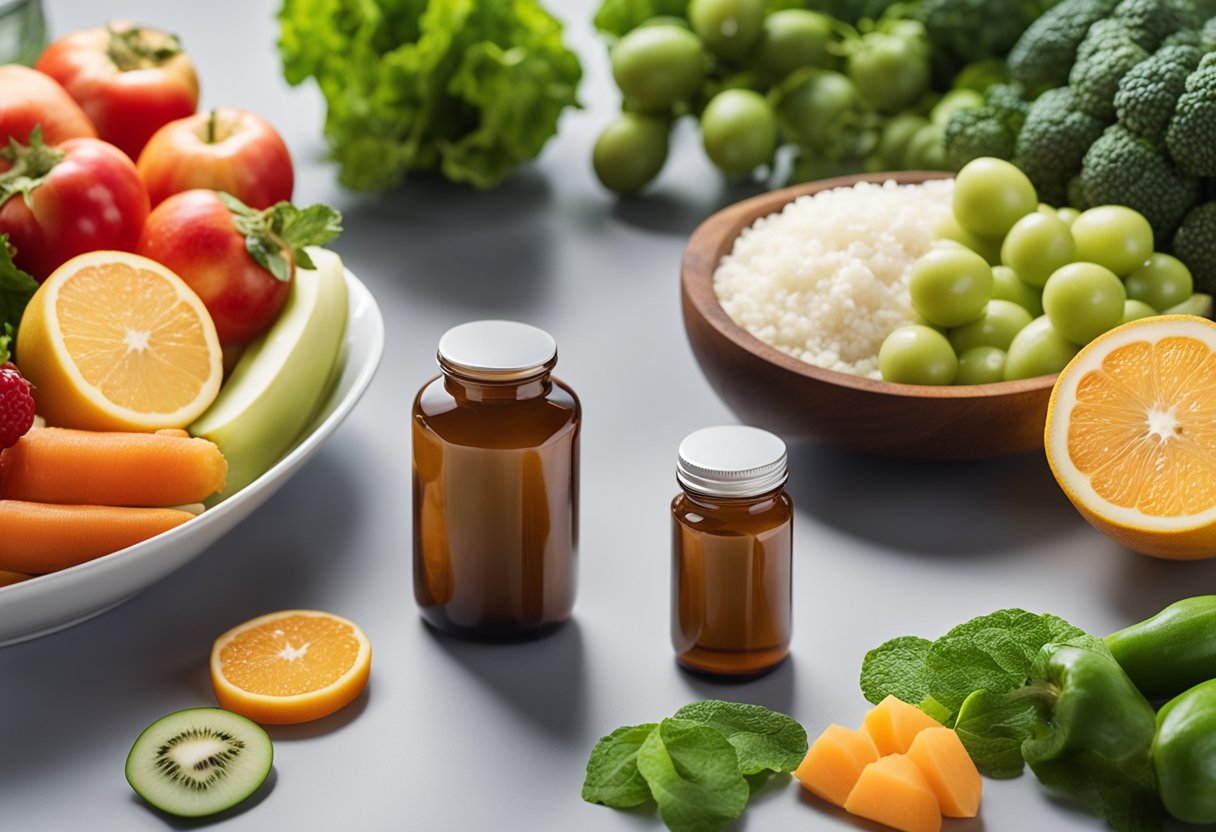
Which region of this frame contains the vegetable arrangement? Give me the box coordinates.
[0,22,351,575]
[860,597,1216,832]
[590,0,1056,194]
[277,0,582,191]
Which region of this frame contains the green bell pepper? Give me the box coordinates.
[1154,678,1216,824]
[1020,644,1162,828]
[1106,596,1216,701]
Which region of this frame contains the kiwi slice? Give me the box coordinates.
[126,707,273,817]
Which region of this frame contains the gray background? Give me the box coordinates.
[5,1,1216,829]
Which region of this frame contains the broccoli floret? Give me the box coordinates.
[1081,124,1200,239]
[1070,20,1151,120]
[1167,54,1216,177]
[1008,0,1120,90]
[1112,0,1199,51]
[943,84,1027,170]
[1173,202,1216,293]
[1162,29,1202,49]
[1115,44,1204,146]
[1015,87,1107,206]
[914,0,1057,83]
[1204,17,1216,51]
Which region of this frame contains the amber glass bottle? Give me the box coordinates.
[671,426,792,676]
[412,321,580,641]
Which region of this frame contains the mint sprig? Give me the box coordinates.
[0,235,38,364]
[219,192,343,283]
[582,701,807,832]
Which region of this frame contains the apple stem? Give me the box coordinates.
[207,109,218,144]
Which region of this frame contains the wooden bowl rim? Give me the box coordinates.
[681,170,1058,401]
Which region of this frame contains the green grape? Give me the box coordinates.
[953,157,1039,239]
[688,0,764,60]
[701,89,777,176]
[879,325,958,385]
[755,9,835,82]
[949,299,1033,353]
[1121,299,1158,324]
[955,346,1007,385]
[1042,262,1126,346]
[935,215,1001,265]
[1004,316,1080,380]
[1057,207,1081,227]
[1000,211,1076,288]
[1125,253,1193,312]
[611,25,706,112]
[909,247,993,328]
[593,113,670,194]
[1070,205,1154,277]
[1164,293,1214,316]
[991,265,1044,316]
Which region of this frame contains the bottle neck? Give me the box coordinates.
[439,358,553,403]
[679,484,785,513]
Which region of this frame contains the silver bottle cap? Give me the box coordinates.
[437,320,557,380]
[677,426,788,498]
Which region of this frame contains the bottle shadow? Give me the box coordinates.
[675,655,797,716]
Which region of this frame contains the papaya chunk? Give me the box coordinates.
[907,726,983,818]
[844,754,942,832]
[862,694,943,756]
[794,724,879,807]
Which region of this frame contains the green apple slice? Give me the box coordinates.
[190,246,348,500]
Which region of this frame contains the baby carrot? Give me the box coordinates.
[0,428,227,507]
[0,501,195,573]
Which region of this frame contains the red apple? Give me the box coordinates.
[137,108,294,209]
[136,189,340,347]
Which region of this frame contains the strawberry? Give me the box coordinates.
[0,362,35,450]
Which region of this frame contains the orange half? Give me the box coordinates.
[210,610,372,725]
[16,251,222,431]
[1046,315,1216,559]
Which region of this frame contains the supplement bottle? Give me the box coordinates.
[412,321,580,640]
[672,425,792,676]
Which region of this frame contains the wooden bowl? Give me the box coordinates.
[680,171,1056,460]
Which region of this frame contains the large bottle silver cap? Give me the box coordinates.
[677,425,788,498]
[437,320,557,380]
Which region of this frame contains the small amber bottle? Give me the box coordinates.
[412,321,580,641]
[671,426,792,677]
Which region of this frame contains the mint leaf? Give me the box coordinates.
[581,723,657,808]
[219,192,342,283]
[637,718,749,832]
[672,700,807,775]
[0,236,37,363]
[860,635,933,708]
[954,688,1040,778]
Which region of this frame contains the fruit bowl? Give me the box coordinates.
[0,267,384,646]
[681,171,1057,459]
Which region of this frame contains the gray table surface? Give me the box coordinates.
[6,1,1216,830]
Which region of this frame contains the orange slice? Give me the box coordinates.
[210,610,371,725]
[15,251,222,431]
[1046,314,1216,559]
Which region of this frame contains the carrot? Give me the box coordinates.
[0,501,194,573]
[0,428,226,507]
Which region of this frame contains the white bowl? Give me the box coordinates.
[0,268,385,646]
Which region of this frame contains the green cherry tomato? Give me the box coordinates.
[1164,293,1214,316]
[1121,299,1158,324]
[1057,206,1081,226]
[688,0,765,60]
[991,265,1044,316]
[1001,211,1076,288]
[953,157,1039,239]
[879,325,958,385]
[1042,262,1126,345]
[1004,315,1079,380]
[877,113,929,169]
[611,25,706,112]
[1070,205,1154,277]
[779,71,863,151]
[955,346,1007,385]
[592,113,670,194]
[848,32,930,114]
[949,299,1034,353]
[1125,253,1194,312]
[755,9,835,82]
[935,214,1002,265]
[909,246,993,328]
[701,89,777,176]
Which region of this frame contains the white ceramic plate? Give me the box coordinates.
[0,268,385,647]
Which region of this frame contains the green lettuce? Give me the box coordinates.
[278,0,582,190]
